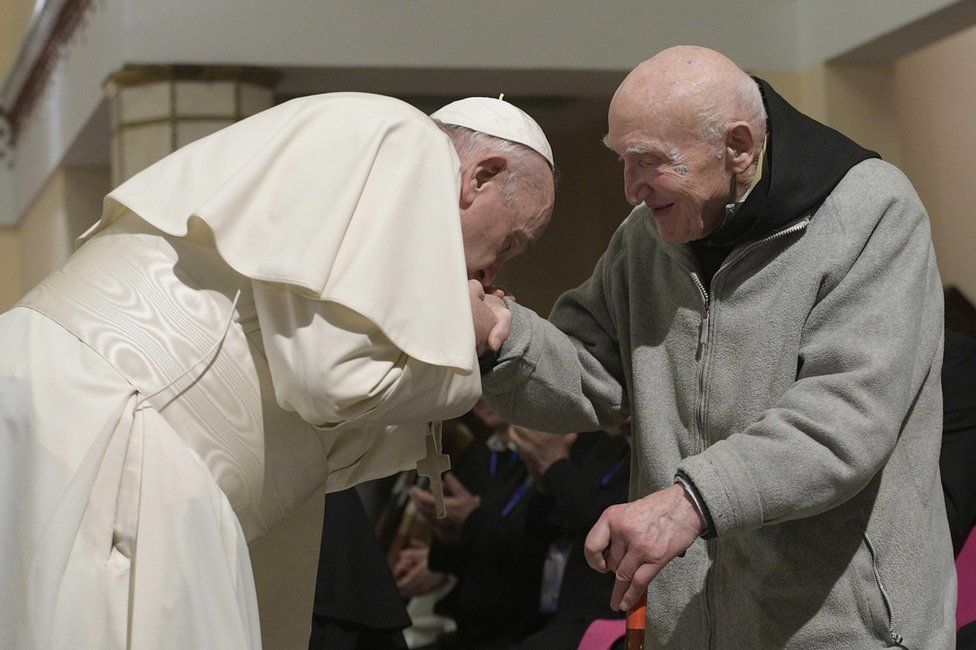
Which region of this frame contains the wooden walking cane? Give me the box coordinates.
[626,593,648,650]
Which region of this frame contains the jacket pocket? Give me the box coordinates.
[855,531,910,649]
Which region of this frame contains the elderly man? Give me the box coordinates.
[0,93,552,649]
[481,46,953,647]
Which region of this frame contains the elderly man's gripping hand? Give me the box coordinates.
[469,279,512,355]
[584,485,706,611]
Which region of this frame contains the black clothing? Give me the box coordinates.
[514,432,630,649]
[429,431,630,649]
[959,620,976,650]
[690,76,879,286]
[309,488,411,650]
[307,621,407,650]
[941,328,976,556]
[429,445,549,649]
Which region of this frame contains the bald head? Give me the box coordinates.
[612,46,765,146]
[605,46,767,243]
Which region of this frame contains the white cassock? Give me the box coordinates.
[0,93,481,649]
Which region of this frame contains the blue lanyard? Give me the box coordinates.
[600,457,627,486]
[501,476,533,517]
[489,449,519,477]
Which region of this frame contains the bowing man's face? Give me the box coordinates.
[458,152,554,288]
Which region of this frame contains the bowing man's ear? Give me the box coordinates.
[461,155,508,206]
[474,156,507,188]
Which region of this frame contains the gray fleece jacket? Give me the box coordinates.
[483,158,955,648]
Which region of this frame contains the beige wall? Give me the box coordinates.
[754,63,904,167]
[758,29,976,305]
[1,165,109,310]
[0,0,36,80]
[0,227,22,310]
[63,165,111,241]
[823,62,905,168]
[19,170,72,292]
[892,24,976,304]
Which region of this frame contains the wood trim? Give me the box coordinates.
[104,65,280,97]
[116,115,237,130]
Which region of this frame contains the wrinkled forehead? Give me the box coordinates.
[607,88,706,153]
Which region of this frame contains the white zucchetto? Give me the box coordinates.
[431,96,554,168]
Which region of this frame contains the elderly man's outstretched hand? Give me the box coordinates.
[584,484,706,611]
[469,280,512,355]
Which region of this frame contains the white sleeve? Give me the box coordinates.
[253,280,481,429]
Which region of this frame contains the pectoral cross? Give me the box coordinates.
[416,421,451,519]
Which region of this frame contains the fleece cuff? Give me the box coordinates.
[480,302,539,395]
[677,439,765,536]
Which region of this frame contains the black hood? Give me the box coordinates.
[700,77,880,248]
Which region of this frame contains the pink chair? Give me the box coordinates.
[958,527,976,630]
[578,618,627,650]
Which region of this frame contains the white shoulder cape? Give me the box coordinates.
[81,92,474,373]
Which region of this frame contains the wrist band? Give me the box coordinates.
[674,472,716,539]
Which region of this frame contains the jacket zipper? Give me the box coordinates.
[862,534,906,647]
[691,272,710,363]
[693,217,812,453]
[681,216,811,649]
[687,218,811,451]
[718,217,811,271]
[688,271,713,648]
[690,271,709,444]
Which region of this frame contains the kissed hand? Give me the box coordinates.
[483,285,516,302]
[469,280,511,355]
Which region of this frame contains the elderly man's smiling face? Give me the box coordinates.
[606,94,730,244]
[604,46,768,244]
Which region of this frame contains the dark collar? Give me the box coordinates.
[698,77,879,249]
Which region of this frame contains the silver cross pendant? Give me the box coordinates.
[416,421,451,519]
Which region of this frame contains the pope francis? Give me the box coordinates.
[0,93,554,649]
